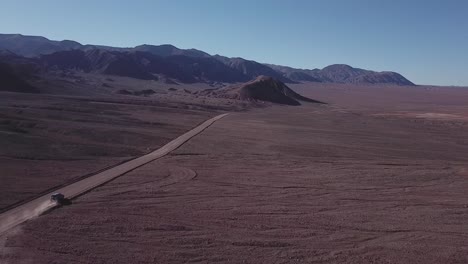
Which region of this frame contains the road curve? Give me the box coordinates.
[0,113,228,236]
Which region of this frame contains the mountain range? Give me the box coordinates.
[0,33,415,86]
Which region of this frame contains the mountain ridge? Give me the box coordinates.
[0,33,415,86]
[267,63,414,86]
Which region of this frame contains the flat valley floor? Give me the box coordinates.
[1,84,468,263]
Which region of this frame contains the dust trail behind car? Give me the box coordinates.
[0,200,54,236]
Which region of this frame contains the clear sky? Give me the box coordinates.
[1,0,467,86]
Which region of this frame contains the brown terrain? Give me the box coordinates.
[0,90,220,211]
[1,34,467,263]
[1,77,468,263]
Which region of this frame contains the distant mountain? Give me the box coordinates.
[284,71,321,82]
[165,55,249,83]
[0,34,213,59]
[0,33,415,86]
[199,76,324,106]
[318,64,414,85]
[318,64,367,82]
[352,71,415,85]
[0,34,81,57]
[266,64,322,82]
[214,55,293,83]
[39,49,250,83]
[134,44,211,58]
[267,63,414,86]
[41,49,176,81]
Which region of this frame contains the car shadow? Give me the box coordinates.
[59,198,73,206]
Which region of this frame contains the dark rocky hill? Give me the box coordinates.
[200,76,324,105]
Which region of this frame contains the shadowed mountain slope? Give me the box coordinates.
[0,63,38,93]
[214,55,293,83]
[39,49,250,83]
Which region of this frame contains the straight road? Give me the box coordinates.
[0,113,228,236]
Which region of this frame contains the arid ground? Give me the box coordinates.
[1,82,468,263]
[0,89,219,211]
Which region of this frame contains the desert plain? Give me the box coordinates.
[1,80,468,264]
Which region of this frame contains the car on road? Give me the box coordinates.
[50,193,65,204]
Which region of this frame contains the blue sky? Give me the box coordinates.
[1,0,467,86]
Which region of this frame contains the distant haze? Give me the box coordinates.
[0,0,467,86]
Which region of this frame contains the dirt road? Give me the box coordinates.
[0,113,228,236]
